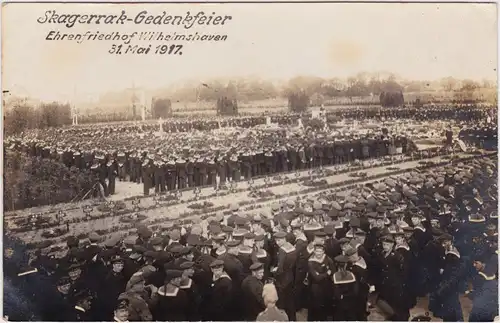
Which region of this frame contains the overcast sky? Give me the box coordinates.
[2,3,497,102]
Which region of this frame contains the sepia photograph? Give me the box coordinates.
[2,2,498,321]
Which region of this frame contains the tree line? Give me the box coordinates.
[161,74,495,103]
[4,102,72,136]
[4,74,495,134]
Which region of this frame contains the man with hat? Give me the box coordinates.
[238,232,255,274]
[39,276,77,321]
[73,288,98,321]
[112,297,130,322]
[377,234,409,321]
[218,239,245,287]
[172,246,195,269]
[307,242,335,321]
[153,156,165,194]
[142,158,153,196]
[85,232,101,260]
[211,233,227,258]
[332,253,358,321]
[430,234,465,322]
[178,261,202,320]
[152,269,189,321]
[324,222,342,261]
[290,221,309,310]
[408,211,432,298]
[271,231,297,321]
[205,259,235,321]
[198,155,209,186]
[241,262,266,320]
[106,158,118,195]
[186,155,195,188]
[253,234,270,279]
[345,245,370,321]
[167,228,182,249]
[97,252,128,318]
[177,155,187,190]
[117,151,127,182]
[467,253,499,322]
[225,204,240,227]
[251,214,267,237]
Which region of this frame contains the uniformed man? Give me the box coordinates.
[142,158,153,196]
[377,234,409,321]
[198,156,208,187]
[241,262,266,320]
[467,254,498,322]
[106,159,117,195]
[207,156,217,187]
[153,269,189,321]
[117,152,127,181]
[216,155,228,187]
[166,157,177,191]
[271,231,297,321]
[307,243,335,321]
[205,259,234,321]
[177,156,187,190]
[332,254,358,321]
[432,234,464,322]
[153,156,165,194]
[346,245,370,321]
[186,156,195,188]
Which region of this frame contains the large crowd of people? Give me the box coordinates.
[7,103,495,201]
[3,102,498,322]
[4,153,498,321]
[6,124,417,198]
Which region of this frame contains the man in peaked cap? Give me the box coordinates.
[153,268,190,321]
[206,259,235,321]
[176,261,202,321]
[36,275,77,321]
[106,158,118,195]
[467,253,499,322]
[142,157,153,196]
[218,239,245,286]
[331,253,358,321]
[271,231,297,320]
[176,155,188,190]
[241,262,266,320]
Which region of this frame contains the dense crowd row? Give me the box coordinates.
[6,118,424,199]
[4,153,498,321]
